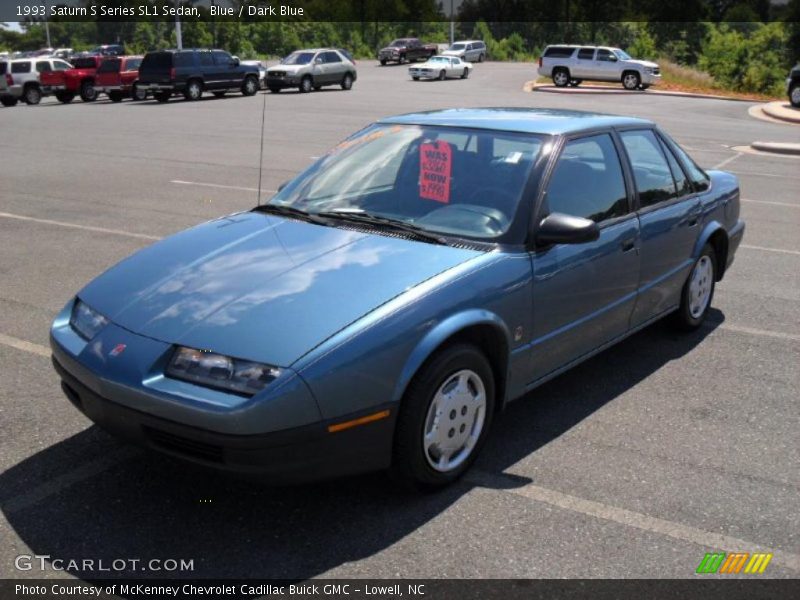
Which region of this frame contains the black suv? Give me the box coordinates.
[138,48,260,102]
[788,64,800,108]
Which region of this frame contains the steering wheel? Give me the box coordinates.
[465,186,518,213]
[418,204,509,236]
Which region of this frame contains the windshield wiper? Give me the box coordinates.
[252,204,328,226]
[316,210,449,245]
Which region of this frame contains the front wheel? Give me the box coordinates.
[391,344,495,489]
[412,76,420,81]
[1,96,18,107]
[380,59,387,66]
[268,86,281,93]
[478,53,485,63]
[55,91,74,104]
[790,83,800,108]
[154,91,171,103]
[184,80,203,101]
[438,70,446,81]
[461,68,469,79]
[672,245,716,330]
[241,75,258,96]
[24,85,42,105]
[108,91,123,102]
[79,81,96,102]
[299,76,313,93]
[622,71,641,90]
[341,73,353,90]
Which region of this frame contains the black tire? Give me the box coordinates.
[412,76,420,81]
[341,72,353,90]
[399,54,406,65]
[552,68,570,87]
[789,83,800,108]
[622,71,641,90]
[640,84,650,91]
[79,80,96,102]
[478,53,485,63]
[131,83,147,101]
[461,68,469,79]
[55,91,74,104]
[268,86,281,93]
[391,344,495,489]
[154,91,171,103]
[1,96,18,107]
[570,79,582,87]
[438,70,446,81]
[313,84,322,91]
[108,91,123,103]
[213,91,227,98]
[672,244,717,331]
[23,85,42,105]
[241,75,258,96]
[184,79,203,101]
[299,76,313,93]
[380,59,387,66]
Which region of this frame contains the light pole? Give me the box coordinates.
[449,0,454,46]
[44,0,51,48]
[175,1,183,49]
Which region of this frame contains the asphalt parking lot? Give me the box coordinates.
[1,61,798,580]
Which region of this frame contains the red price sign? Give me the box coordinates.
[419,140,452,203]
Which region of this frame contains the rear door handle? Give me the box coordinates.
[687,217,698,227]
[621,238,636,252]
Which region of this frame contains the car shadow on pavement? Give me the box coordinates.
[0,312,724,583]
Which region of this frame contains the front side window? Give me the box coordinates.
[97,59,120,73]
[53,60,71,70]
[213,51,232,65]
[125,58,142,71]
[596,49,615,62]
[270,124,546,240]
[174,52,195,68]
[620,130,678,208]
[545,134,628,223]
[658,138,692,197]
[282,52,314,65]
[72,58,97,69]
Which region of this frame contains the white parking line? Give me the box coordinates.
[0,332,50,357]
[170,179,274,193]
[469,470,800,572]
[712,153,742,170]
[741,244,800,256]
[0,212,161,241]
[742,198,799,208]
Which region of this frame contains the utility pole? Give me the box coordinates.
[449,0,454,46]
[44,0,51,47]
[175,1,183,49]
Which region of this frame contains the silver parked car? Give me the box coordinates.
[266,48,357,94]
[538,45,661,90]
[409,55,473,80]
[1,57,73,105]
[442,40,487,63]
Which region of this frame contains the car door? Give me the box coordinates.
[573,47,595,78]
[594,48,621,82]
[618,128,702,328]
[211,50,236,89]
[529,132,640,382]
[323,51,345,83]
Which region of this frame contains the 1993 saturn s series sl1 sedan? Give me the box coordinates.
[50,108,745,488]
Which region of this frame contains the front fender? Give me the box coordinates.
[391,309,511,404]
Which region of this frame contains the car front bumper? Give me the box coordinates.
[641,71,662,85]
[266,75,300,88]
[409,69,435,79]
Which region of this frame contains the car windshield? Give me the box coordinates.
[429,56,449,63]
[390,40,406,47]
[450,44,465,50]
[614,49,632,60]
[282,52,314,65]
[268,124,546,240]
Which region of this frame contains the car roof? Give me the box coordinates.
[453,40,483,44]
[379,108,653,136]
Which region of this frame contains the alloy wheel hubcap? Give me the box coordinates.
[624,74,638,88]
[792,87,800,105]
[423,369,486,473]
[689,256,713,318]
[555,72,567,85]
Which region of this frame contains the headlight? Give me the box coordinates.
[165,346,282,396]
[70,299,109,340]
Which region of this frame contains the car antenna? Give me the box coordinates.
[256,88,267,206]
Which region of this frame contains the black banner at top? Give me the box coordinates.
[0,0,796,23]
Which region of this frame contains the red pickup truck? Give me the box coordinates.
[40,55,103,103]
[94,56,146,102]
[378,38,438,65]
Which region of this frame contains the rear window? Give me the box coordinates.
[141,52,173,70]
[72,58,97,69]
[11,62,31,74]
[544,46,576,58]
[97,59,121,73]
[0,62,7,75]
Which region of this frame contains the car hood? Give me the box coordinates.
[626,59,659,69]
[267,64,305,73]
[78,213,482,367]
[441,50,464,56]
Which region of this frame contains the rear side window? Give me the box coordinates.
[125,58,142,71]
[544,46,576,58]
[12,62,31,74]
[658,138,692,197]
[577,48,595,60]
[0,62,7,75]
[546,134,629,223]
[174,52,195,67]
[97,59,121,73]
[663,134,711,192]
[323,51,341,63]
[199,52,213,66]
[142,52,173,70]
[620,130,679,208]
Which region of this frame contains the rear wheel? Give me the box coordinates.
[570,79,582,87]
[341,72,354,90]
[131,83,147,101]
[790,83,800,108]
[23,85,42,105]
[79,81,96,102]
[640,84,650,91]
[108,91,123,102]
[391,344,495,489]
[672,244,716,330]
[1,96,18,107]
[461,68,469,79]
[478,53,485,63]
[380,59,387,66]
[241,75,258,96]
[552,68,570,87]
[622,71,641,90]
[299,76,313,93]
[412,76,420,81]
[55,91,74,104]
[184,79,203,101]
[154,91,171,103]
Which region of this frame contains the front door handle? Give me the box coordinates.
[621,238,636,252]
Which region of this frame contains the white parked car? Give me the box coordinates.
[409,55,472,81]
[538,45,661,90]
[442,40,487,63]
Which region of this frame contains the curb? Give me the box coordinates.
[750,141,800,156]
[759,101,800,125]
[525,81,757,102]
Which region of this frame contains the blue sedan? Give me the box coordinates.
[50,108,745,488]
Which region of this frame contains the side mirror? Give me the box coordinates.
[535,212,599,246]
[231,57,240,66]
[609,55,618,62]
[314,57,323,65]
[277,180,289,192]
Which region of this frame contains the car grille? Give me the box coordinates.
[143,426,224,463]
[269,71,286,78]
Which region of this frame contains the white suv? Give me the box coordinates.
[1,57,72,105]
[442,40,487,63]
[538,45,661,90]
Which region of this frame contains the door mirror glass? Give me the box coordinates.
[231,56,240,66]
[536,213,600,246]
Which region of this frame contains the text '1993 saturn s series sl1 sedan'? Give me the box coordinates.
[50,109,745,488]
